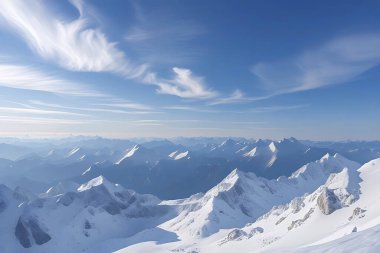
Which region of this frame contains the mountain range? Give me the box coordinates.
[0,137,379,252]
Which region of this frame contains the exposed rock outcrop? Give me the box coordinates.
[15,218,31,248]
[349,207,367,221]
[317,188,340,215]
[15,218,51,248]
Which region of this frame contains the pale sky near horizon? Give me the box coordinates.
[0,0,379,140]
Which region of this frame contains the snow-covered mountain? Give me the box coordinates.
[0,151,379,252]
[75,138,335,199]
[0,137,369,199]
[0,137,380,252]
[159,153,359,238]
[0,176,171,253]
[106,156,380,253]
[196,158,380,253]
[303,140,380,164]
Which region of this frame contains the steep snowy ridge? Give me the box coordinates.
[269,142,277,153]
[161,153,360,239]
[67,147,82,157]
[243,142,275,158]
[174,151,189,160]
[168,151,178,158]
[243,147,257,157]
[77,175,120,192]
[286,153,360,191]
[65,147,88,161]
[160,154,360,238]
[116,145,140,164]
[193,158,380,253]
[116,144,165,165]
[169,150,190,160]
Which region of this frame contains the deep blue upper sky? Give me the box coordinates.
[0,0,379,140]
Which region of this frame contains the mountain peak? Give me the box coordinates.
[219,138,236,147]
[244,147,257,157]
[67,147,84,157]
[268,142,277,153]
[206,168,245,197]
[321,153,351,163]
[333,153,347,160]
[320,153,331,160]
[280,137,299,143]
[129,144,141,154]
[226,168,242,179]
[174,150,189,160]
[77,175,118,192]
[255,139,268,146]
[116,145,142,164]
[290,153,360,182]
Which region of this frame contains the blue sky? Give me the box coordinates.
[0,0,379,140]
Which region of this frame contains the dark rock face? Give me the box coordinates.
[28,219,51,245]
[227,229,247,241]
[275,216,286,225]
[103,201,122,215]
[15,217,51,248]
[58,192,76,206]
[288,208,315,230]
[317,188,340,215]
[246,227,264,238]
[15,218,31,248]
[126,195,137,206]
[349,207,367,221]
[84,220,92,237]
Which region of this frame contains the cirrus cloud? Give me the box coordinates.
[251,33,380,96]
[0,0,146,77]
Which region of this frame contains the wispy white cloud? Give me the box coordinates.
[165,103,307,114]
[129,120,164,128]
[0,64,102,96]
[245,104,309,113]
[144,67,218,99]
[0,106,87,116]
[0,0,146,77]
[123,3,213,98]
[0,116,85,125]
[94,102,153,111]
[0,0,221,100]
[163,105,219,113]
[209,90,253,105]
[251,33,380,96]
[29,100,160,115]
